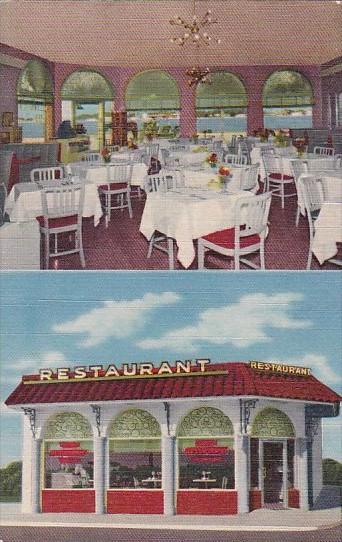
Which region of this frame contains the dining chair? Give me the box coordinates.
[237,140,251,164]
[334,154,342,168]
[146,143,160,160]
[0,183,9,227]
[290,159,309,226]
[30,166,64,184]
[262,153,296,208]
[299,174,325,270]
[98,163,133,227]
[197,191,272,270]
[240,163,259,191]
[82,152,102,162]
[37,184,85,269]
[144,171,180,266]
[313,146,335,156]
[223,153,248,166]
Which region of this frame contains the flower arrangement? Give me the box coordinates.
[101,147,111,163]
[206,152,218,167]
[218,165,230,177]
[293,137,306,156]
[274,129,289,147]
[127,138,138,150]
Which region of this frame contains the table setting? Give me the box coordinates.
[67,160,148,188]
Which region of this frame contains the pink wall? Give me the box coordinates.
[0,42,326,137]
[320,57,342,128]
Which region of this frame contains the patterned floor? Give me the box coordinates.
[47,193,341,271]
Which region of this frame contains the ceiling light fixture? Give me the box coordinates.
[169,0,221,47]
[186,66,212,87]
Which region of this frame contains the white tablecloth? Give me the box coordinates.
[67,161,148,187]
[171,151,208,167]
[181,166,251,192]
[297,170,342,215]
[251,149,336,179]
[312,202,342,264]
[140,188,254,268]
[0,220,40,269]
[6,182,103,226]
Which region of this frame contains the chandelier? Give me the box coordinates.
[186,66,212,87]
[169,0,221,47]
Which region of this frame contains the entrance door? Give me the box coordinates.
[262,441,287,508]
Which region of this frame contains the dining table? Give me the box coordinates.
[67,160,148,188]
[5,181,103,226]
[140,186,254,269]
[297,169,342,215]
[181,164,256,193]
[192,478,217,489]
[311,202,342,265]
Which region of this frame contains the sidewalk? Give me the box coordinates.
[1,503,341,532]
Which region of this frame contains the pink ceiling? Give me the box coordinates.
[0,1,341,68]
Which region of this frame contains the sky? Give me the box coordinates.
[0,271,341,467]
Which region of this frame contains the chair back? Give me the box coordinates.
[238,140,252,164]
[234,192,272,240]
[161,168,185,188]
[223,153,247,166]
[146,143,160,159]
[334,154,342,168]
[129,149,145,163]
[299,174,325,240]
[144,172,180,193]
[213,140,223,151]
[30,167,64,184]
[40,184,85,225]
[290,159,308,181]
[313,146,334,156]
[240,163,259,191]
[170,144,190,152]
[82,152,102,162]
[0,183,7,227]
[262,153,283,175]
[161,148,170,165]
[222,476,228,489]
[107,163,133,185]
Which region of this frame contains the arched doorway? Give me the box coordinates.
[250,408,296,509]
[61,70,115,150]
[263,70,314,130]
[196,71,248,141]
[17,60,54,142]
[125,70,180,141]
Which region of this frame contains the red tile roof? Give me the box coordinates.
[5,363,341,406]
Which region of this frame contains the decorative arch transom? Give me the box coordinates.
[17,60,53,103]
[61,70,115,101]
[251,408,295,438]
[109,409,161,439]
[196,71,248,109]
[125,70,180,111]
[263,70,314,107]
[177,407,234,437]
[44,412,93,439]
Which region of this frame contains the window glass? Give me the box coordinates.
[109,438,161,489]
[44,441,93,489]
[178,437,234,490]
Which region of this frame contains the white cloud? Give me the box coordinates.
[53,292,181,347]
[138,292,311,352]
[0,401,20,416]
[1,350,67,386]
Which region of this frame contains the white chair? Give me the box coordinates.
[299,174,325,270]
[30,167,64,184]
[290,159,309,226]
[240,163,259,191]
[37,184,85,269]
[198,192,272,270]
[238,140,251,164]
[313,146,335,156]
[223,153,248,166]
[82,152,102,162]
[213,140,223,152]
[333,154,342,168]
[0,183,8,226]
[262,153,296,208]
[99,163,133,227]
[146,143,160,159]
[144,172,179,267]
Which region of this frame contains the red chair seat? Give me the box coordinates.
[36,215,78,228]
[203,227,260,249]
[99,183,128,191]
[269,173,294,181]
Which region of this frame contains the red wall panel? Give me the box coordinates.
[249,489,262,511]
[177,491,238,515]
[288,488,300,508]
[107,490,164,514]
[42,490,95,513]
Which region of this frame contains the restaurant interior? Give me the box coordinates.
[0,0,341,271]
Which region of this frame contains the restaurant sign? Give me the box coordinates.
[250,361,311,377]
[28,359,220,384]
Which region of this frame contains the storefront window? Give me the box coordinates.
[43,412,93,490]
[109,409,161,489]
[177,407,235,490]
[251,408,295,438]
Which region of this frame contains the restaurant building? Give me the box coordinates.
[5,361,341,516]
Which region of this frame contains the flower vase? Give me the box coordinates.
[210,163,217,169]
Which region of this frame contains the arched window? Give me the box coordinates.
[177,407,235,490]
[251,408,295,438]
[61,70,115,150]
[108,409,161,489]
[195,71,248,140]
[43,412,93,490]
[125,70,180,140]
[263,70,314,130]
[17,60,53,142]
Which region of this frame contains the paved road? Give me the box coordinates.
[1,526,341,542]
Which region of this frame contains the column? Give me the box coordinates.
[247,86,264,135]
[31,438,41,513]
[297,437,309,510]
[98,101,105,148]
[94,436,106,514]
[162,435,175,515]
[179,84,197,137]
[235,434,249,513]
[21,418,33,513]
